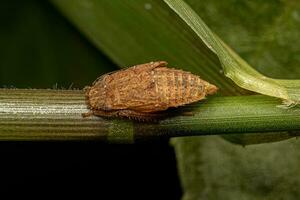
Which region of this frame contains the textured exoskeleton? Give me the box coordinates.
[84,61,218,120]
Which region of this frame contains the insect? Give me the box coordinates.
[83,61,218,121]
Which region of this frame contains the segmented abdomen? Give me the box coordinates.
[153,68,206,107]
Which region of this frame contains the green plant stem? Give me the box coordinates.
[0,89,299,142]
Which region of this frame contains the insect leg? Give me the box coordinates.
[81,111,94,118]
[116,110,166,121]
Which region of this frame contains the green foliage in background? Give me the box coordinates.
[0,0,115,88]
[165,0,300,103]
[2,0,300,199]
[51,0,300,199]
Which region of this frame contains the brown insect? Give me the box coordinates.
[83,61,218,121]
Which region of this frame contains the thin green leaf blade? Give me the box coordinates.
[164,0,300,102]
[51,0,240,95]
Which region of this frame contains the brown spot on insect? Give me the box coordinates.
[83,61,218,121]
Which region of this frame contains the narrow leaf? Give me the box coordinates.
[164,0,300,102]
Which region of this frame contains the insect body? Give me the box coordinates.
[84,61,218,120]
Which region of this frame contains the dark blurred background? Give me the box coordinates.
[0,1,181,198]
